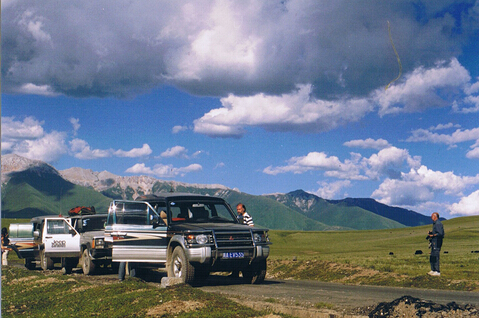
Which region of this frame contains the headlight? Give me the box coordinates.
[186,234,210,245]
[94,238,105,249]
[253,232,268,243]
[195,234,208,245]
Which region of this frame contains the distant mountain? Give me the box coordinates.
[274,190,433,227]
[1,154,111,218]
[266,190,406,230]
[1,154,430,230]
[328,197,433,226]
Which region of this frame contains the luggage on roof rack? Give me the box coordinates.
[68,206,96,216]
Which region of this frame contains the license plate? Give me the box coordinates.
[222,252,244,259]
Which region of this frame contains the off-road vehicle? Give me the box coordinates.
[105,193,271,284]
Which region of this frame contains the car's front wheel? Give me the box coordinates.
[242,259,267,284]
[40,250,54,271]
[167,246,195,284]
[82,248,96,275]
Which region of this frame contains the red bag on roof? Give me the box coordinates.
[68,206,96,216]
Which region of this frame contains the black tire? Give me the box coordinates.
[193,265,210,284]
[167,246,195,284]
[242,259,267,284]
[40,250,54,270]
[82,249,96,275]
[61,258,77,275]
[25,258,36,270]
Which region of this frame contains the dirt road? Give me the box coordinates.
[200,276,479,316]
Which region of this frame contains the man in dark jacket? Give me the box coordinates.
[427,212,444,276]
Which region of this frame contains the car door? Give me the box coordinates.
[43,218,80,257]
[106,201,168,263]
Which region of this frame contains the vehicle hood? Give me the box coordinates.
[168,223,267,232]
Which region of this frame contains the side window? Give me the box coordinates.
[46,220,70,235]
[111,202,158,225]
[152,203,167,225]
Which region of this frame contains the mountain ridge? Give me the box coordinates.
[1,154,431,230]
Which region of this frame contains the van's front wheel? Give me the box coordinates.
[167,247,195,284]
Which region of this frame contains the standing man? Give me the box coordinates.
[236,203,254,227]
[229,203,254,279]
[427,212,444,276]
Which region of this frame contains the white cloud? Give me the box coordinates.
[160,146,188,158]
[1,116,44,139]
[70,139,111,160]
[69,118,80,136]
[450,190,479,216]
[194,84,372,137]
[372,165,479,206]
[313,180,351,200]
[172,125,188,134]
[466,142,479,159]
[125,162,202,178]
[363,147,421,180]
[263,151,366,180]
[263,146,420,182]
[407,127,479,146]
[1,116,67,162]
[70,139,152,160]
[343,138,391,150]
[114,144,152,158]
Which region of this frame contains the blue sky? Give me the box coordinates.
[2,1,479,219]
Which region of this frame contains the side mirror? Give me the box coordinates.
[152,221,161,229]
[33,230,40,239]
[69,228,76,236]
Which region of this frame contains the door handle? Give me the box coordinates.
[45,236,52,239]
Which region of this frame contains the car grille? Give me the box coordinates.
[213,230,253,248]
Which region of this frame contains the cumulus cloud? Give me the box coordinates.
[114,144,152,158]
[70,139,152,160]
[374,59,471,116]
[194,84,372,137]
[263,146,421,182]
[407,126,479,146]
[160,146,189,158]
[372,165,479,206]
[263,151,366,180]
[344,138,391,150]
[450,190,479,216]
[69,118,80,136]
[362,147,421,180]
[172,125,188,134]
[1,116,67,162]
[313,180,351,200]
[125,162,202,178]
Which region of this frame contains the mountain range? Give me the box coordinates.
[1,154,433,230]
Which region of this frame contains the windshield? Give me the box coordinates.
[168,200,237,224]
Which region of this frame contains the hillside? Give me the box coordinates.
[266,190,406,230]
[1,154,430,230]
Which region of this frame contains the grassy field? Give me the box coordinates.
[267,215,479,291]
[2,215,479,317]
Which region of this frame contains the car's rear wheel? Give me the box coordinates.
[82,248,96,275]
[168,246,195,284]
[25,258,36,270]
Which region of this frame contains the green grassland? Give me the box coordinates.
[267,214,479,290]
[2,215,479,317]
